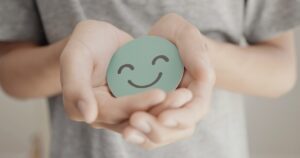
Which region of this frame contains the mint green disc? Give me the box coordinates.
[107,36,184,97]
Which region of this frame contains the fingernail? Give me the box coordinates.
[137,121,151,133]
[77,101,90,123]
[162,119,177,127]
[126,132,145,144]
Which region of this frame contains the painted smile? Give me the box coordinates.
[128,72,162,88]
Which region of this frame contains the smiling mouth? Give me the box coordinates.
[128,72,162,88]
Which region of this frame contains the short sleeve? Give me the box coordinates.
[0,0,44,42]
[244,0,300,43]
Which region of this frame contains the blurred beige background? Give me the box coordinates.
[0,28,299,158]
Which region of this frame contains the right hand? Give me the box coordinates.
[60,20,166,127]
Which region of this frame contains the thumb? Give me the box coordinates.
[60,39,98,123]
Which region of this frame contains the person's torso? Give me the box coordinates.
[37,0,246,43]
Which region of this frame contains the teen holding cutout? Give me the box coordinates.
[0,0,299,158]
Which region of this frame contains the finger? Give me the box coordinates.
[91,121,129,134]
[123,126,150,147]
[63,95,90,122]
[94,89,166,124]
[116,89,166,114]
[158,81,213,128]
[129,112,195,147]
[124,126,166,150]
[158,98,205,128]
[61,40,97,123]
[61,20,133,123]
[149,88,192,116]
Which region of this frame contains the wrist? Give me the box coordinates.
[46,38,69,67]
[202,35,220,68]
[41,38,68,95]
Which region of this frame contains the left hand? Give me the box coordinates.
[122,13,216,149]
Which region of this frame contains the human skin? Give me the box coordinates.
[120,14,297,149]
[0,13,297,149]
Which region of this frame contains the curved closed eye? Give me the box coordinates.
[118,64,134,74]
[152,55,169,65]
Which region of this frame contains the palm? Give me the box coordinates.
[119,14,216,149]
[61,21,165,125]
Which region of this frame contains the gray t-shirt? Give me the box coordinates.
[1,0,300,158]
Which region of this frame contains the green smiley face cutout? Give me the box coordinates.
[107,36,184,97]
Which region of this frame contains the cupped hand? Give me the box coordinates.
[123,14,216,149]
[60,20,166,127]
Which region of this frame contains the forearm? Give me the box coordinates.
[209,32,296,97]
[0,39,67,98]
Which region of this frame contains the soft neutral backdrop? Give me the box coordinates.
[0,28,299,158]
